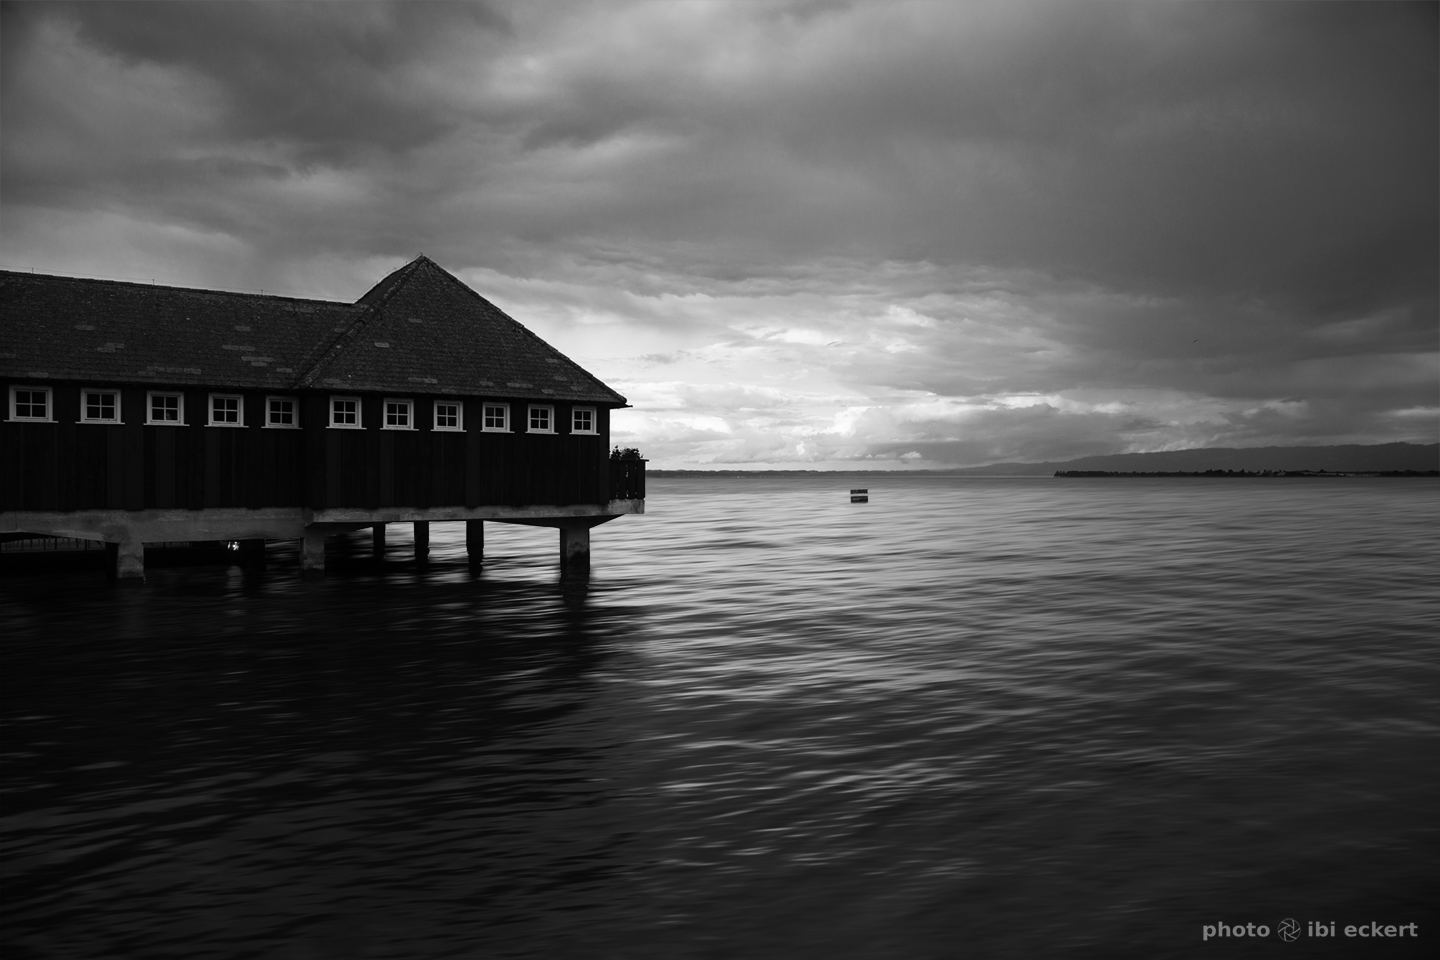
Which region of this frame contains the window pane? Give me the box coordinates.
[213,396,239,423]
[85,392,116,421]
[16,390,48,419]
[269,398,294,425]
[152,395,179,421]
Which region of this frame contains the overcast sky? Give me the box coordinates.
[2,1,1435,468]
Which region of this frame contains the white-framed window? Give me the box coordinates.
[383,398,415,430]
[80,389,121,424]
[434,401,463,432]
[571,406,596,435]
[208,393,244,427]
[329,396,362,429]
[146,391,185,425]
[7,385,53,422]
[265,396,299,428]
[482,402,509,432]
[528,404,554,434]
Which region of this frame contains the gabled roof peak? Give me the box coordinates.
[352,254,470,308]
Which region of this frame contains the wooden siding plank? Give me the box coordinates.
[245,394,265,508]
[305,395,327,507]
[464,400,481,508]
[363,395,381,508]
[185,389,206,509]
[0,424,20,511]
[106,424,126,508]
[73,420,107,509]
[150,427,170,508]
[379,428,395,507]
[21,423,59,511]
[53,386,78,510]
[123,388,146,509]
[203,426,225,508]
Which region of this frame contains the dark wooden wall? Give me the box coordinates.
[0,380,616,512]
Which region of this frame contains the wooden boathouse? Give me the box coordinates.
[0,256,644,580]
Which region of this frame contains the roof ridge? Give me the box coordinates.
[293,256,430,388]
[355,255,429,308]
[292,301,383,389]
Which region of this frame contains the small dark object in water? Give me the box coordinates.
[851,488,868,503]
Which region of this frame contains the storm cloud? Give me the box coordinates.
[2,0,1435,467]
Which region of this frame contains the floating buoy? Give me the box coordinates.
[850,488,868,503]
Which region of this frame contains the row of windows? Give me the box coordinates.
[6,387,598,434]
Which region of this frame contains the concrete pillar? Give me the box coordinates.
[112,540,145,583]
[301,529,326,580]
[560,526,590,568]
[414,521,429,562]
[372,523,386,560]
[239,538,266,570]
[466,520,484,565]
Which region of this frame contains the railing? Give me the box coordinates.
[609,459,646,500]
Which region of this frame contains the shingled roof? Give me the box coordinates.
[301,256,626,403]
[0,257,627,405]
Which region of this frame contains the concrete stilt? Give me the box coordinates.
[560,526,590,568]
[414,521,429,562]
[301,529,326,580]
[466,519,484,565]
[372,523,386,561]
[112,540,145,583]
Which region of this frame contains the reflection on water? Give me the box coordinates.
[3,477,1438,958]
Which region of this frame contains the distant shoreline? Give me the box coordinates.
[646,468,1439,478]
[644,443,1437,477]
[1053,470,1438,478]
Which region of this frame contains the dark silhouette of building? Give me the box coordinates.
[1,256,644,579]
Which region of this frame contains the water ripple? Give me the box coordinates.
[3,477,1437,958]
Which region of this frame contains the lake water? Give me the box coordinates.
[2,475,1437,959]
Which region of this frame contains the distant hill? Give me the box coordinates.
[951,443,1439,476]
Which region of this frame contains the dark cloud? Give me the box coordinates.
[62,1,506,158]
[1,0,1434,466]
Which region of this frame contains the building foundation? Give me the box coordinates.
[560,526,591,568]
[301,529,326,580]
[2,503,642,582]
[466,519,484,565]
[113,540,145,583]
